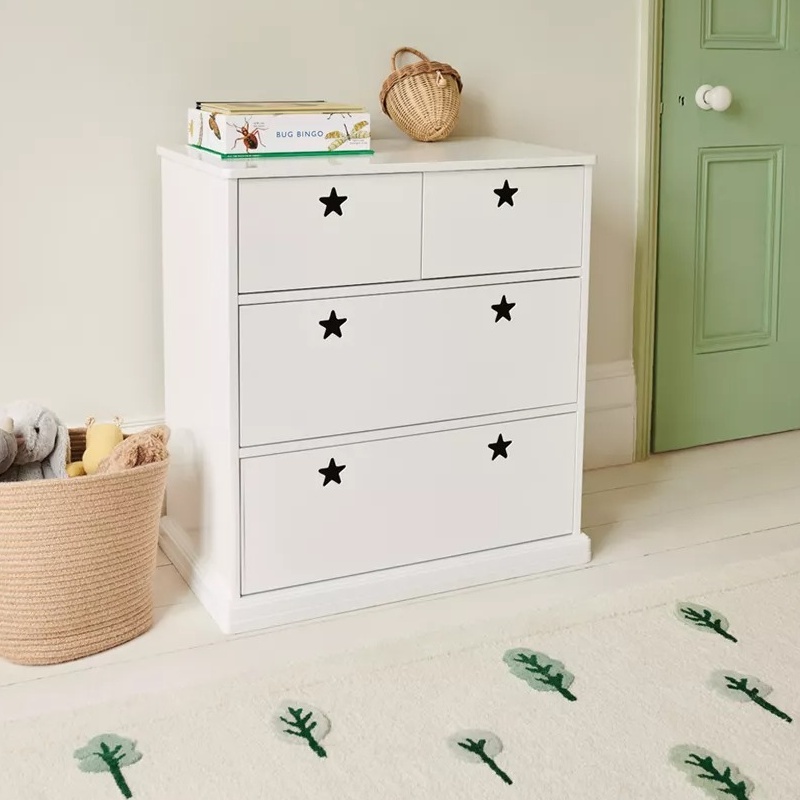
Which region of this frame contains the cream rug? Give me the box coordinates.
[3,548,800,799]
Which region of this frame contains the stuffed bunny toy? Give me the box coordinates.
[0,417,17,476]
[0,401,70,481]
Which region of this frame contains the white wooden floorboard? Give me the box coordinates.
[582,454,800,528]
[588,485,800,563]
[2,432,800,722]
[583,429,800,493]
[153,563,197,608]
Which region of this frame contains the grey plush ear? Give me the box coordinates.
[0,429,17,474]
[42,422,70,480]
[31,409,58,462]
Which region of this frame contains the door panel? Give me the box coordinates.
[701,0,787,49]
[694,146,782,353]
[653,0,800,452]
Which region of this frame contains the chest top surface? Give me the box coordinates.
[156,136,596,180]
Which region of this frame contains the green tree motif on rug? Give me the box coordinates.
[503,648,577,701]
[273,700,331,758]
[670,745,754,800]
[447,729,513,786]
[74,734,142,798]
[710,670,793,723]
[676,603,738,642]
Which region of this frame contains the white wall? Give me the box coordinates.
[0,0,640,441]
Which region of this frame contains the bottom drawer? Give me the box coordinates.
[240,413,577,595]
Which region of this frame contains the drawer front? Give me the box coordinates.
[239,277,582,446]
[421,167,585,279]
[241,413,577,594]
[238,173,422,293]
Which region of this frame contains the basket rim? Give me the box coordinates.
[379,60,463,115]
[0,455,169,495]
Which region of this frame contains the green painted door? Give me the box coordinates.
[653,0,800,452]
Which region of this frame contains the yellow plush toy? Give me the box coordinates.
[66,461,86,477]
[68,417,124,476]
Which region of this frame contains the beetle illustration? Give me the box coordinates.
[228,117,268,152]
[208,112,221,139]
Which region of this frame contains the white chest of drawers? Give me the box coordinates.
[157,137,595,635]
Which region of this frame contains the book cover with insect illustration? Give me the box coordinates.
[187,101,373,158]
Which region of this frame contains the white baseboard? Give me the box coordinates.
[159,517,232,631]
[120,416,166,433]
[584,360,636,470]
[63,415,166,434]
[160,516,591,636]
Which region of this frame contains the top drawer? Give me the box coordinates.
[238,173,422,293]
[421,166,586,279]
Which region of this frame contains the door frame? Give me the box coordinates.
[632,0,665,460]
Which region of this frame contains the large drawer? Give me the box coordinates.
[238,277,582,446]
[240,412,578,594]
[238,173,422,293]
[421,166,586,279]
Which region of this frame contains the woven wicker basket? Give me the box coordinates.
[0,428,169,666]
[379,47,463,142]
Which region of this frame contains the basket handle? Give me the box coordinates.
[391,47,430,71]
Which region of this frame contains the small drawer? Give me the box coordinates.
[238,277,582,446]
[240,412,577,594]
[421,167,586,279]
[238,173,422,293]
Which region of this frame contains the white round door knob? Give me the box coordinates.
[695,84,733,112]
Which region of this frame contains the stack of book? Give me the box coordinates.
[187,100,372,159]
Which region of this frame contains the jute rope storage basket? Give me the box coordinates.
[0,428,169,666]
[379,47,463,142]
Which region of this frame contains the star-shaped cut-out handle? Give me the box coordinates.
[491,295,516,322]
[319,458,346,486]
[493,179,518,208]
[319,187,348,217]
[319,310,347,339]
[488,434,512,460]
